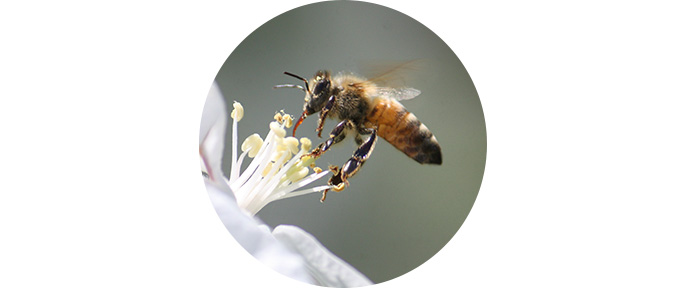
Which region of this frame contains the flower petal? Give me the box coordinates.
[273,225,373,287]
[199,82,227,184]
[205,181,316,285]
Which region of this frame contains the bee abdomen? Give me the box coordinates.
[367,99,442,165]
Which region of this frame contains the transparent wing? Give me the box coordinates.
[373,86,421,101]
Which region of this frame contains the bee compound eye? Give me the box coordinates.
[313,80,330,96]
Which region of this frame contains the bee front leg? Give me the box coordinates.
[305,119,352,159]
[323,128,377,201]
[316,95,336,138]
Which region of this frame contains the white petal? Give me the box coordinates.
[199,82,227,184]
[273,225,373,287]
[205,181,315,285]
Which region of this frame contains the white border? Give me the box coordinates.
[1,0,689,287]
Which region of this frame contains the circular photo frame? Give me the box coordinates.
[200,1,486,285]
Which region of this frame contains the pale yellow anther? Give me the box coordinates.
[283,137,299,155]
[231,102,244,121]
[313,167,323,173]
[272,111,294,128]
[282,114,294,128]
[270,121,286,138]
[300,137,312,151]
[241,133,263,158]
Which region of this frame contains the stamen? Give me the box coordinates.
[231,102,244,121]
[241,134,263,158]
[300,137,312,152]
[224,101,334,215]
[283,114,294,128]
[270,121,286,138]
[283,137,300,155]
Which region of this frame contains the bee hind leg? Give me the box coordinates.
[354,125,375,145]
[322,128,378,201]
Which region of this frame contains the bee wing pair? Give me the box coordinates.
[371,86,421,101]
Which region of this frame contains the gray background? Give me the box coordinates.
[213,1,485,283]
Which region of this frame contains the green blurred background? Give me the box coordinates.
[212,1,485,283]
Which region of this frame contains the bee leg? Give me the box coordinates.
[324,128,377,199]
[321,166,346,202]
[345,128,377,173]
[304,119,352,159]
[354,134,363,146]
[354,126,374,145]
[316,95,336,138]
[321,165,338,202]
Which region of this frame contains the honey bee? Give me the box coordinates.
[275,69,442,201]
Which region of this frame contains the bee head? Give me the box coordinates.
[304,70,332,115]
[276,70,333,137]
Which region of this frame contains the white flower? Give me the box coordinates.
[227,102,333,216]
[200,82,372,287]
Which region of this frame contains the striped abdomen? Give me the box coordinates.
[365,98,442,164]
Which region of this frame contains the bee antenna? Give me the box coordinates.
[273,84,306,92]
[283,71,311,94]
